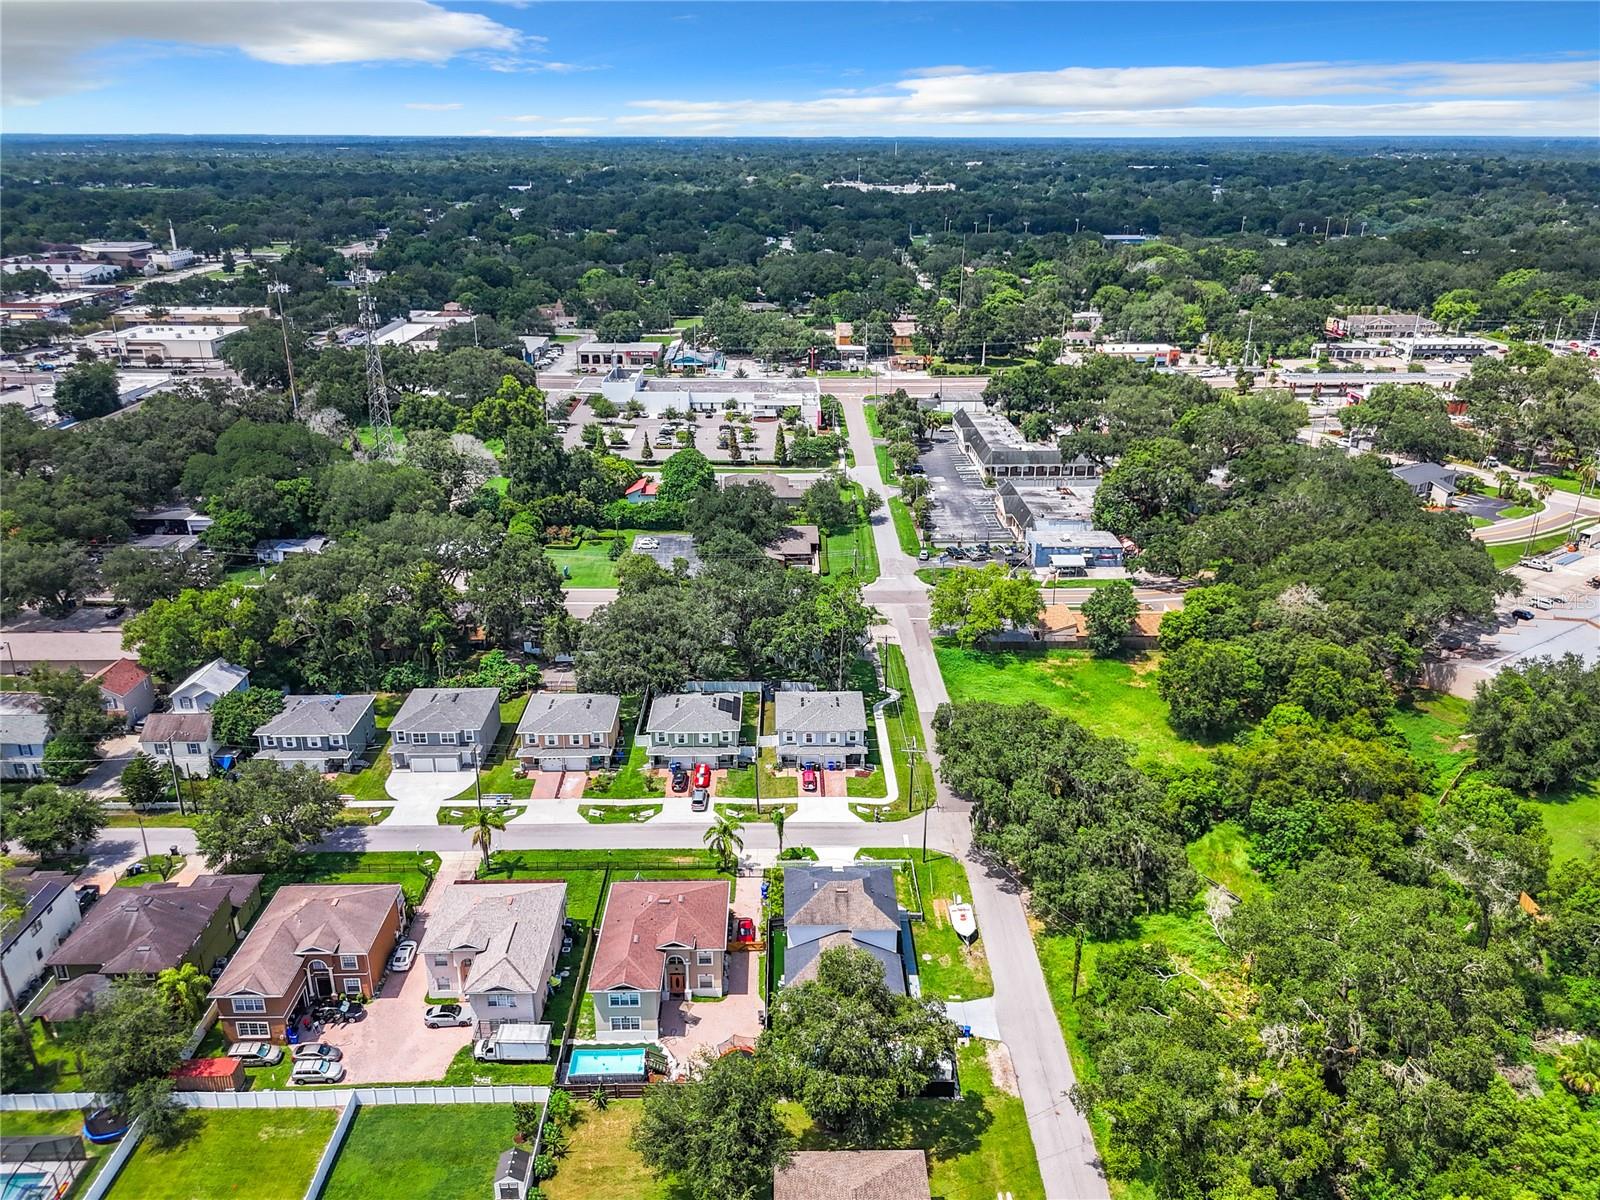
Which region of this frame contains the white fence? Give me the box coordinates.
[0,1093,98,1110]
[1,1084,547,1112]
[80,1118,145,1200]
[302,1094,361,1200]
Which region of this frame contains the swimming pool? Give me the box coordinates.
[566,1046,647,1078]
[1,1171,52,1200]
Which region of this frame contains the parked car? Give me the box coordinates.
[1510,608,1536,621]
[424,1003,472,1029]
[691,788,710,812]
[290,1059,346,1085]
[918,548,930,561]
[692,763,712,789]
[74,884,100,913]
[388,939,417,973]
[1437,634,1466,651]
[670,770,689,794]
[227,1042,284,1067]
[736,917,756,942]
[1530,596,1556,609]
[291,1043,342,1062]
[1521,557,1554,572]
[801,767,818,792]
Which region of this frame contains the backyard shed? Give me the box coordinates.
[172,1055,244,1092]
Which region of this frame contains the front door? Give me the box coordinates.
[667,956,686,997]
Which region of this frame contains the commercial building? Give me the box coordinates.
[0,291,106,324]
[370,305,477,350]
[1310,341,1390,361]
[1096,342,1181,364]
[993,479,1093,539]
[1,259,120,286]
[117,305,267,326]
[1398,336,1500,362]
[598,367,821,424]
[953,407,1098,481]
[1276,372,1457,403]
[1325,313,1440,340]
[575,341,664,371]
[84,324,242,364]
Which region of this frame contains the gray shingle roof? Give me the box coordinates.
[391,687,500,734]
[420,880,567,995]
[775,1151,930,1200]
[784,932,906,995]
[516,694,621,740]
[46,882,232,975]
[171,658,249,698]
[0,694,49,745]
[774,691,867,735]
[255,694,376,738]
[1390,462,1459,494]
[784,865,900,931]
[646,692,741,735]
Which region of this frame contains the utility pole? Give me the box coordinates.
[911,737,929,863]
[472,745,483,811]
[268,279,299,417]
[165,742,185,816]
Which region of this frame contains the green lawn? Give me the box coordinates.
[581,802,662,824]
[1487,521,1596,568]
[1185,822,1269,903]
[875,442,899,485]
[822,500,882,585]
[437,803,525,826]
[888,497,922,554]
[1533,472,1587,495]
[934,643,1211,769]
[6,1017,90,1092]
[436,1042,555,1086]
[848,644,936,818]
[1499,501,1546,519]
[1530,779,1600,863]
[543,1101,683,1200]
[108,1108,337,1200]
[355,424,408,452]
[105,810,198,828]
[548,529,688,588]
[448,695,536,802]
[320,1104,517,1200]
[114,853,185,887]
[583,738,663,801]
[261,851,440,908]
[1389,691,1476,795]
[863,403,883,438]
[860,849,993,1001]
[715,801,798,824]
[781,1039,1043,1200]
[721,748,799,799]
[330,695,404,800]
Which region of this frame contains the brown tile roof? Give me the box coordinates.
[588,880,729,992]
[34,972,112,1022]
[211,884,402,999]
[774,1151,931,1200]
[46,882,231,975]
[92,658,149,697]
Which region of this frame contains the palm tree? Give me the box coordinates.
[469,807,508,874]
[1570,456,1598,543]
[771,807,787,857]
[155,963,212,1023]
[703,814,745,872]
[1558,1040,1600,1097]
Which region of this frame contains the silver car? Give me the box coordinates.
[291,1042,342,1062]
[290,1059,346,1085]
[226,1041,283,1067]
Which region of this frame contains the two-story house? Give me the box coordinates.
[168,658,250,712]
[254,694,377,773]
[773,691,868,768]
[92,659,155,727]
[782,865,904,993]
[1,871,82,1008]
[210,883,406,1043]
[389,687,502,773]
[588,879,730,1041]
[139,712,218,778]
[645,692,743,768]
[515,693,622,773]
[420,880,566,1033]
[0,694,49,781]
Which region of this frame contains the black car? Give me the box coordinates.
[671,770,689,793]
[1510,608,1536,621]
[1437,634,1465,650]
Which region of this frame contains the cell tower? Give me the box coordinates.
[358,278,395,459]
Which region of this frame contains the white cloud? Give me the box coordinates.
[2,0,524,105]
[502,114,544,122]
[406,102,463,112]
[615,58,1600,135]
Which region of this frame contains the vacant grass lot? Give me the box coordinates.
[543,1101,683,1200]
[1487,521,1595,568]
[1389,691,1476,795]
[262,851,440,908]
[935,643,1210,768]
[721,748,799,798]
[860,849,993,1001]
[320,1104,516,1200]
[782,1039,1043,1200]
[108,1109,337,1200]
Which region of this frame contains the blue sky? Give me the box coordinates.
[3,1,1597,137]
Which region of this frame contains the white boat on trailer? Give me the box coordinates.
[949,894,977,942]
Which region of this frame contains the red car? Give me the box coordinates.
[801,767,818,792]
[692,763,712,789]
[736,917,756,942]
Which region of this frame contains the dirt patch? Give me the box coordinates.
[930,897,950,926]
[986,1041,1020,1096]
[1127,653,1163,681]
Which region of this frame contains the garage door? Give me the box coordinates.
[412,757,436,773]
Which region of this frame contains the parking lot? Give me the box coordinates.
[555,401,790,464]
[918,434,1008,546]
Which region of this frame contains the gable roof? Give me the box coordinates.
[784,865,900,932]
[516,693,621,740]
[140,712,214,744]
[255,694,376,739]
[1389,462,1459,494]
[774,1151,930,1200]
[645,692,741,735]
[211,884,401,998]
[93,658,150,698]
[766,525,821,562]
[623,476,659,499]
[784,930,906,994]
[171,658,249,698]
[0,694,49,745]
[390,687,500,734]
[774,691,867,734]
[588,880,729,991]
[1,870,74,956]
[46,882,232,975]
[419,881,566,995]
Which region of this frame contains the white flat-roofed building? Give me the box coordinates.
[576,341,665,371]
[148,248,196,270]
[1398,336,1501,362]
[78,241,156,258]
[118,305,266,326]
[369,306,476,350]
[599,367,820,423]
[2,260,120,286]
[85,324,241,363]
[1310,341,1391,361]
[1097,342,1180,364]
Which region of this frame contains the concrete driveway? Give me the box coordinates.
[77,733,140,797]
[385,768,474,805]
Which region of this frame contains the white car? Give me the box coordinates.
[424,1003,472,1028]
[226,1042,283,1067]
[291,1042,342,1062]
[290,1059,346,1085]
[389,939,417,973]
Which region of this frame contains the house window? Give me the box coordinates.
[343,978,362,995]
[696,951,713,966]
[339,955,358,970]
[307,737,322,748]
[827,733,839,744]
[442,732,457,745]
[486,995,515,1008]
[186,742,202,756]
[782,733,794,743]
[231,997,266,1014]
[610,1015,641,1031]
[178,697,194,710]
[803,733,814,745]
[590,733,602,745]
[545,735,558,747]
[462,731,474,743]
[697,974,714,990]
[393,731,408,744]
[435,978,450,991]
[282,737,299,750]
[235,1020,270,1039]
[262,736,276,747]
[610,991,640,1008]
[432,955,449,967]
[330,736,344,748]
[699,733,711,745]
[674,734,687,745]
